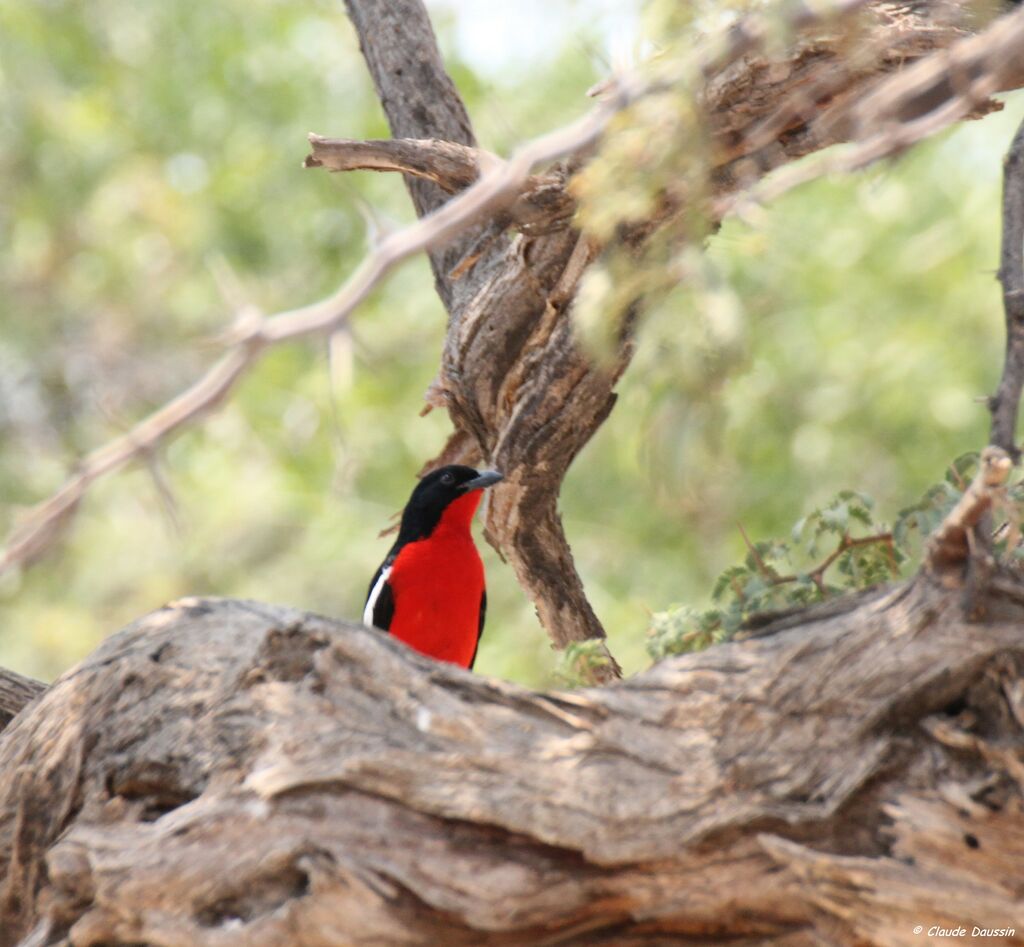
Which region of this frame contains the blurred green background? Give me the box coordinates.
[1,0,1022,686]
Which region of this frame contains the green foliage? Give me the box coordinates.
[647,487,917,660]
[645,451,1024,662]
[646,605,729,660]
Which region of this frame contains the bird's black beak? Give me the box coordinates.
[461,469,503,492]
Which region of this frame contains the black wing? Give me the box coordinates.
[468,589,486,670]
[363,557,396,632]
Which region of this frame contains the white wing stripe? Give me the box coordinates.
[363,566,392,628]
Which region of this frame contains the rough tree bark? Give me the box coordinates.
[3,2,1024,944]
[2,489,1024,944]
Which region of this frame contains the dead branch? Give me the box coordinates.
[3,582,1024,944]
[990,114,1024,457]
[305,136,486,192]
[306,135,577,236]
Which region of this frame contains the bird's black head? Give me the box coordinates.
[396,465,503,545]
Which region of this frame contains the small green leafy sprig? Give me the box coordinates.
[646,453,1011,662]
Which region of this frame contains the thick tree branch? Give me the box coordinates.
[3,579,1024,943]
[0,669,43,732]
[990,114,1024,457]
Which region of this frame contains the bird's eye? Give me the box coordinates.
[440,471,455,485]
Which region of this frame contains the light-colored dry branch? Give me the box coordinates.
[0,83,636,580]
[305,135,577,236]
[926,445,1013,575]
[305,136,487,191]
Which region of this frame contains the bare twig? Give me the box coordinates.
[989,114,1024,458]
[305,137,488,192]
[306,136,576,237]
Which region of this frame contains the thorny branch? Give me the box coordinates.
[0,78,636,578]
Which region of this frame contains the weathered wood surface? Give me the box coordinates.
[1,573,1023,945]
[326,0,1024,679]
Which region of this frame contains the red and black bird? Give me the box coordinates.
[363,465,503,669]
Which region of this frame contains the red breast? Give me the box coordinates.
[387,491,484,668]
